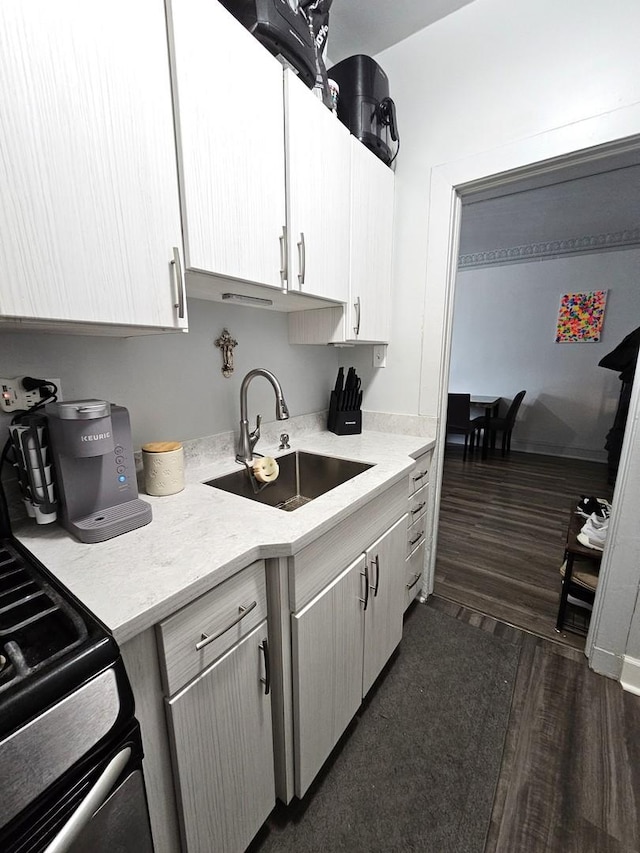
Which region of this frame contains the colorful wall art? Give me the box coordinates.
[555,291,607,343]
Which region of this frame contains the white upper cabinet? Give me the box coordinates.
[288,138,395,345]
[0,0,187,332]
[167,0,287,290]
[348,138,395,343]
[284,71,351,304]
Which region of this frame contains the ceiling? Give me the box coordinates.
[326,0,476,65]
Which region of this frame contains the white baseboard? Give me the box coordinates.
[589,645,622,681]
[620,655,640,695]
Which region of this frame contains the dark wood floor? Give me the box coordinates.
[430,597,640,853]
[434,446,612,650]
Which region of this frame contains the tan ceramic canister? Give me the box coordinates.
[142,441,185,496]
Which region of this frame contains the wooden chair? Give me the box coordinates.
[446,393,477,461]
[474,390,526,456]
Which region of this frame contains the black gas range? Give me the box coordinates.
[0,493,153,852]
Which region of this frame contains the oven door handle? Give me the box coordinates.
[44,746,131,853]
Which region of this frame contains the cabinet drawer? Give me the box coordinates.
[408,481,428,524]
[405,542,425,609]
[289,478,407,611]
[409,450,431,494]
[157,560,267,696]
[407,514,426,557]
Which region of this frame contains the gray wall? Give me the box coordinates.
[449,248,640,460]
[0,298,340,448]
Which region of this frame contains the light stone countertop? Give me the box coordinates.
[15,429,435,644]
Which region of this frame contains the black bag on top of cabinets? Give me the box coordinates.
[328,54,399,166]
[300,0,333,108]
[220,0,317,89]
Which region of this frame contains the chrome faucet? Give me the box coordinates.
[236,368,290,465]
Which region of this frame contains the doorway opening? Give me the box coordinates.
[436,153,640,649]
[421,116,640,677]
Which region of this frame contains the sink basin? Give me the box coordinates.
[204,451,374,511]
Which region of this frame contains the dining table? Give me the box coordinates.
[470,395,502,459]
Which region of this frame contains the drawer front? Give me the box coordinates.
[405,542,425,609]
[408,481,428,525]
[289,478,407,611]
[158,560,267,696]
[406,514,426,557]
[409,450,431,494]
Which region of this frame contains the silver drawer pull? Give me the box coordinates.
[412,470,427,482]
[407,572,423,591]
[195,601,257,651]
[409,531,424,549]
[411,501,426,516]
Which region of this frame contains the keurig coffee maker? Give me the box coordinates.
[45,399,152,543]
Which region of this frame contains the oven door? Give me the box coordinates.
[2,720,153,853]
[64,764,153,853]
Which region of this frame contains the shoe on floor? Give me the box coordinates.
[576,496,611,519]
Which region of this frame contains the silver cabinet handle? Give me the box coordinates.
[409,531,424,549]
[411,501,427,516]
[359,563,370,611]
[412,469,427,483]
[259,637,271,695]
[195,601,257,651]
[407,572,423,591]
[44,746,131,853]
[297,232,306,286]
[279,225,288,291]
[353,296,361,337]
[369,555,380,597]
[171,246,186,320]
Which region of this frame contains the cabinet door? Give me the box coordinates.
[362,515,407,696]
[291,554,365,797]
[167,621,274,853]
[168,0,286,289]
[0,0,186,330]
[285,71,351,303]
[348,139,395,343]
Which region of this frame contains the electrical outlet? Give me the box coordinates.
[372,345,387,368]
[0,377,62,413]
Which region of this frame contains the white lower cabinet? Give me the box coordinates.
[291,515,407,797]
[157,560,275,853]
[166,620,274,853]
[362,519,407,695]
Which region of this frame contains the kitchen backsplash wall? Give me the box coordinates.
[0,298,340,448]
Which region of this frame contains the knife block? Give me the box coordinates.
[330,409,362,435]
[328,388,362,435]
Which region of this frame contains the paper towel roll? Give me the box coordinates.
[253,456,279,483]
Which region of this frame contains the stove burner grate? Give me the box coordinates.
[0,545,88,694]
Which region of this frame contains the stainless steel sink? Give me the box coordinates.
[204,451,373,511]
